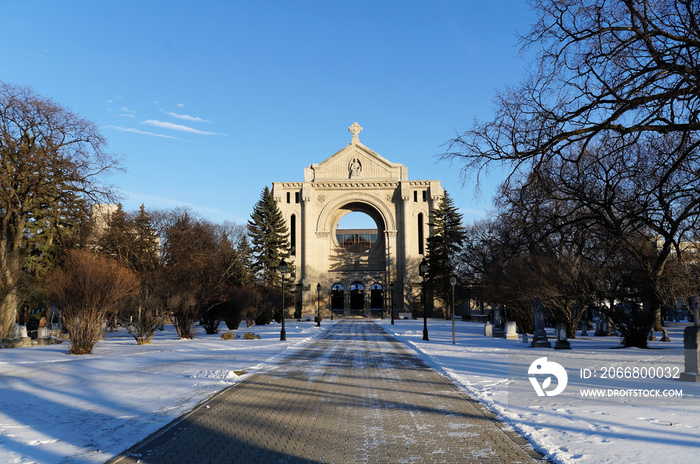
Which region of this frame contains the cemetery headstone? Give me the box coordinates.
[492,305,505,338]
[595,314,610,336]
[530,298,552,348]
[554,322,571,350]
[661,328,671,342]
[681,297,700,382]
[505,321,518,340]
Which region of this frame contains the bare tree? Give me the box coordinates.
[0,82,120,338]
[160,211,239,338]
[96,204,165,343]
[48,250,138,354]
[444,1,700,343]
[121,279,166,345]
[445,0,699,180]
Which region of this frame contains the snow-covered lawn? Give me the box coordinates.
[381,318,700,464]
[0,318,698,463]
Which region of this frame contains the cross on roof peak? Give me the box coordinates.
[348,122,362,144]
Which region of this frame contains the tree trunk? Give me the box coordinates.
[0,237,21,339]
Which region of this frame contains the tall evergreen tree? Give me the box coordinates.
[96,204,160,274]
[247,186,292,287]
[233,233,255,286]
[426,191,466,317]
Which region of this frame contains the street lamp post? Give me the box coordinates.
[390,282,395,325]
[381,283,385,319]
[279,259,287,341]
[329,290,333,320]
[419,258,429,341]
[450,276,457,345]
[316,282,321,327]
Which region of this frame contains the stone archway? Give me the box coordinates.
[272,123,443,318]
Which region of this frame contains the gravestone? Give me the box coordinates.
[580,318,588,336]
[530,298,552,348]
[484,322,493,337]
[36,326,50,346]
[681,297,700,382]
[492,305,504,338]
[595,314,610,336]
[505,321,518,340]
[661,328,671,342]
[554,322,571,350]
[522,333,529,344]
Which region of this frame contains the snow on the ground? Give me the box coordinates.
[380,318,700,464]
[0,318,698,464]
[0,323,320,464]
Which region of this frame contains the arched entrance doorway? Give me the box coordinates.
[370,283,384,310]
[350,281,365,315]
[331,283,345,314]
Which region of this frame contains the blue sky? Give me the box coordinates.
[0,1,535,227]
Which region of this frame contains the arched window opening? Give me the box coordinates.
[418,213,424,255]
[290,214,296,256]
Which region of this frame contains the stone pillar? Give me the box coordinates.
[300,183,312,314]
[530,298,552,348]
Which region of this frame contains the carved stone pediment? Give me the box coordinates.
[304,123,407,182]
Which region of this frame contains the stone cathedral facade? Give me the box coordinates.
[272,123,443,317]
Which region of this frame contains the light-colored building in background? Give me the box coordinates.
[273,123,443,317]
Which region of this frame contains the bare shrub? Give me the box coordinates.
[221,331,236,340]
[225,286,260,329]
[48,250,138,354]
[120,280,165,345]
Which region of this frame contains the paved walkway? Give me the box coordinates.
[109,320,545,463]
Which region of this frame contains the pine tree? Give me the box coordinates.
[247,186,292,287]
[233,234,255,286]
[97,204,160,274]
[426,191,466,317]
[131,204,160,274]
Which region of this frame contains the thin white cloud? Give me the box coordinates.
[160,110,211,123]
[104,125,182,140]
[177,103,185,108]
[114,105,136,118]
[142,119,217,135]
